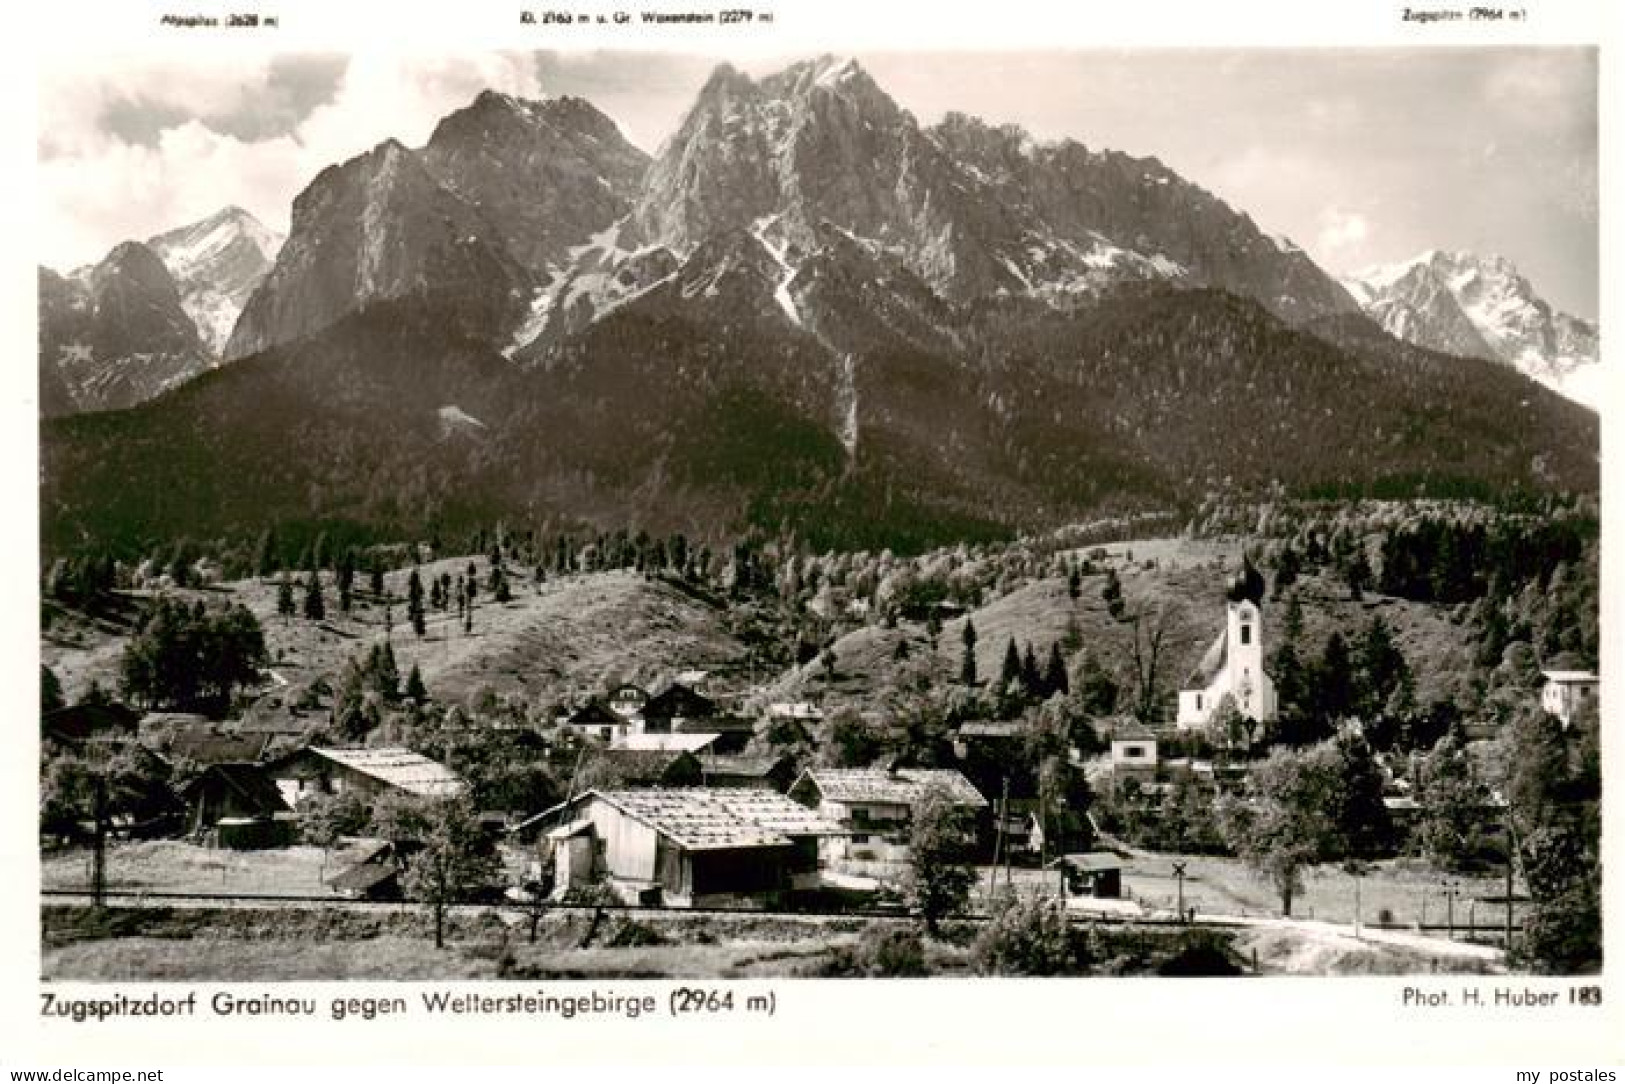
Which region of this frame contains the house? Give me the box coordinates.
[767,701,825,722]
[1110,723,1159,781]
[562,700,628,742]
[267,746,466,808]
[641,683,717,734]
[1540,670,1599,728]
[1048,852,1124,899]
[607,683,649,719]
[788,767,986,862]
[1176,557,1276,730]
[697,753,796,792]
[180,762,291,837]
[545,788,845,907]
[588,748,704,788]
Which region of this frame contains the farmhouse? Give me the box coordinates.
[673,714,756,754]
[180,763,291,838]
[789,767,986,862]
[1540,669,1598,728]
[607,683,649,719]
[267,746,466,808]
[641,683,717,734]
[546,788,845,907]
[1176,558,1276,730]
[1110,722,1159,782]
[562,700,627,742]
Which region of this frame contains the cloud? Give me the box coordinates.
[37,52,547,270]
[1316,207,1371,257]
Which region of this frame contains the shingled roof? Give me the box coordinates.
[582,788,844,851]
[1184,630,1228,688]
[305,747,466,798]
[793,768,986,808]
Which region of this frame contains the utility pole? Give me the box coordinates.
[1173,861,1188,923]
[1504,807,1517,954]
[987,776,1009,903]
[91,775,107,910]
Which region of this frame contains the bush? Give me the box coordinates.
[820,924,928,977]
[971,893,1074,976]
[604,918,667,948]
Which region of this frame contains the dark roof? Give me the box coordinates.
[42,703,140,744]
[701,754,789,779]
[596,748,702,786]
[1226,556,1266,605]
[675,714,755,735]
[181,762,290,816]
[1112,721,1157,742]
[643,683,716,720]
[565,700,622,727]
[328,862,399,893]
[166,730,274,765]
[1048,852,1125,872]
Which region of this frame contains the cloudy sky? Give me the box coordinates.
[37,47,1598,318]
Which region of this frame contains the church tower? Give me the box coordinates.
[1224,557,1268,721]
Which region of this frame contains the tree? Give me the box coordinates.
[825,708,882,767]
[1042,643,1069,698]
[41,665,64,714]
[905,784,978,935]
[999,638,1022,691]
[276,576,296,624]
[1414,734,1493,871]
[303,573,326,622]
[1218,740,1380,916]
[398,797,504,949]
[960,619,979,687]
[973,892,1073,975]
[407,569,426,638]
[404,664,428,704]
[119,598,267,714]
[254,527,279,580]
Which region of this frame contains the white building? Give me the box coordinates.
[1540,669,1599,728]
[1176,558,1276,730]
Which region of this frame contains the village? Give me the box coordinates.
[38,514,1602,977]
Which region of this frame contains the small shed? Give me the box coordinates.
[1049,852,1124,899]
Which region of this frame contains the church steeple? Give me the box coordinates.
[1225,554,1266,606]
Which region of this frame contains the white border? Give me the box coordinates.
[3,0,1621,1068]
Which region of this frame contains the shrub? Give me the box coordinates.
[971,893,1074,976]
[819,924,928,977]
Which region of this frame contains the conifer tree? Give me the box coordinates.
[303,573,326,621]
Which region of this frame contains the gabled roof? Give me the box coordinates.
[794,768,986,808]
[299,746,466,798]
[595,748,701,785]
[1111,722,1158,742]
[168,730,274,765]
[1541,669,1599,684]
[1184,630,1228,689]
[564,700,622,727]
[181,762,290,816]
[578,788,844,850]
[675,714,755,735]
[1047,852,1124,872]
[41,703,140,744]
[613,732,719,754]
[328,862,399,893]
[643,683,716,719]
[700,754,790,779]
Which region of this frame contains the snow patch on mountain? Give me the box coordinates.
[1344,250,1601,409]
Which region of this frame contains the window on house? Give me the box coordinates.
[1125,746,1146,758]
[1195,694,1203,711]
[1240,624,1252,645]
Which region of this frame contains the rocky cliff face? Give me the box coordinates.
[225,139,533,359]
[38,242,212,416]
[147,206,283,354]
[419,91,650,274]
[631,57,1357,322]
[1344,250,1601,409]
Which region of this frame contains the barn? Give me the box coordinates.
[789,767,986,862]
[548,788,845,908]
[267,746,466,808]
[180,762,291,837]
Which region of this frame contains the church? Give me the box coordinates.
[1176,556,1276,730]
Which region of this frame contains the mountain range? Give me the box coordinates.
[39,56,1599,557]
[1342,250,1601,409]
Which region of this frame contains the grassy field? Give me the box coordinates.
[41,839,391,896]
[975,851,1522,933]
[44,565,748,715]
